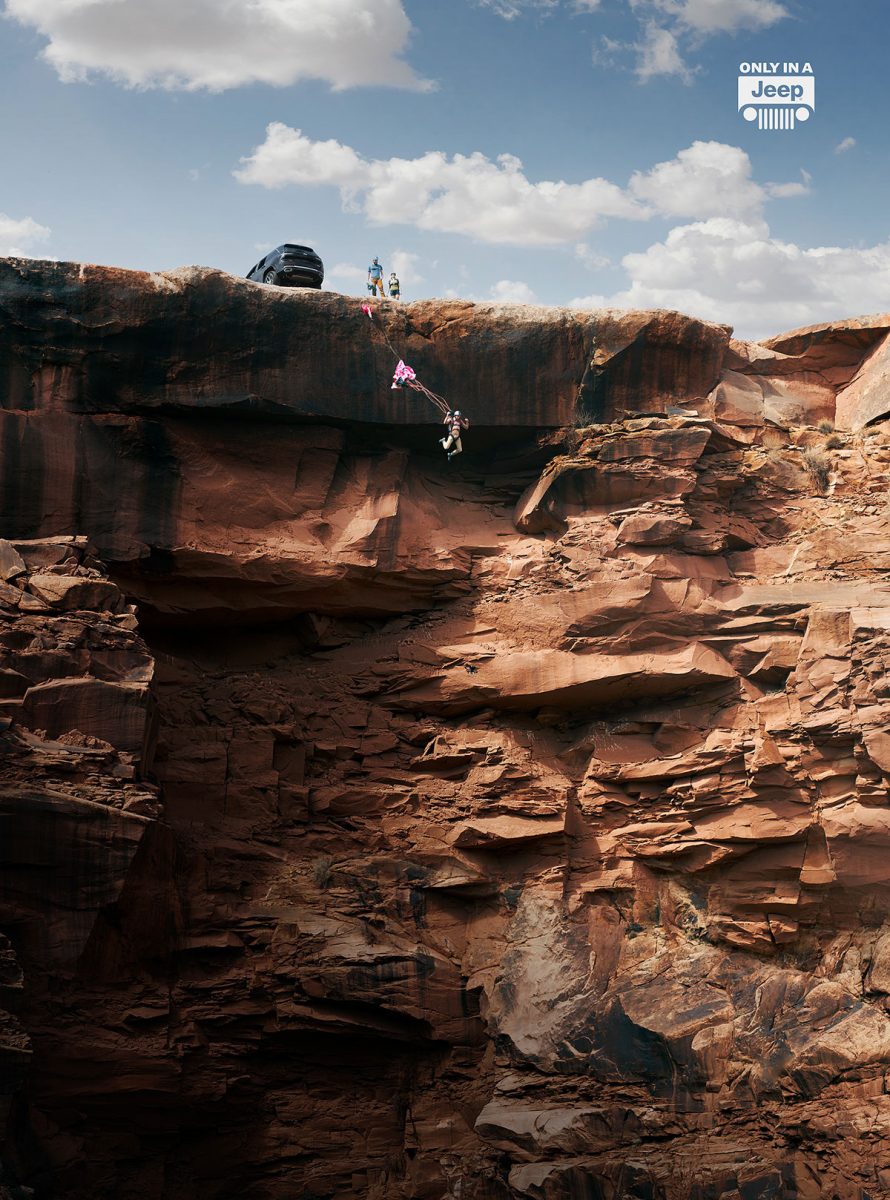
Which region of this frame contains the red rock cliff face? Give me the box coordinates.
[4,259,890,1200]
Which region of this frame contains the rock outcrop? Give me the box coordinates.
[4,259,890,1199]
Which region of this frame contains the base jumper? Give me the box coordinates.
[440,410,469,459]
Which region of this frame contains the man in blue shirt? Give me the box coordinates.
[367,256,386,297]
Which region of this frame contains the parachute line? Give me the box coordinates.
[361,304,451,416]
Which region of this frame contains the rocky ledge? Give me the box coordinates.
[3,259,890,1199]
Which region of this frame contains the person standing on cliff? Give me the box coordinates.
[389,272,401,300]
[367,257,386,297]
[439,410,469,459]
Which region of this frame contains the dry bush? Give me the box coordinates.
[817,419,835,433]
[312,855,333,889]
[538,427,579,452]
[826,434,844,449]
[541,412,609,453]
[802,447,831,493]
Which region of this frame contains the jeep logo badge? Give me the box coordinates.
[738,61,815,131]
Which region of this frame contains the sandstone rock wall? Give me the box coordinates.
[0,259,731,427]
[5,261,890,1199]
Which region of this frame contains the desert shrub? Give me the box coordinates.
[826,434,844,449]
[561,428,585,453]
[817,419,835,433]
[802,447,831,493]
[312,855,333,889]
[540,419,607,454]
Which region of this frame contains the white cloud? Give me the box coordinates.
[235,125,365,188]
[626,0,789,76]
[652,0,789,34]
[572,217,890,339]
[633,22,693,82]
[488,279,538,303]
[237,130,806,247]
[0,212,51,256]
[765,179,810,200]
[444,279,540,304]
[478,0,598,14]
[575,243,611,269]
[486,0,785,22]
[325,261,369,292]
[492,0,791,80]
[391,250,424,284]
[590,35,624,70]
[566,289,610,308]
[628,140,767,219]
[2,0,431,92]
[235,124,652,244]
[362,133,799,240]
[835,136,857,155]
[476,0,559,17]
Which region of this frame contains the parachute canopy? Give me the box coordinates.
[362,303,450,415]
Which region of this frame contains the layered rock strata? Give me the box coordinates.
[3,260,890,1198]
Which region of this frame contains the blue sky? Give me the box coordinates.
[1,0,888,338]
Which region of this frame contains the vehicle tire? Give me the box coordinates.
[263,268,277,284]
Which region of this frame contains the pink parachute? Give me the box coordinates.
[391,359,416,388]
[361,304,450,414]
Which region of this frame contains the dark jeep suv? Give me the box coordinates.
[247,244,324,288]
